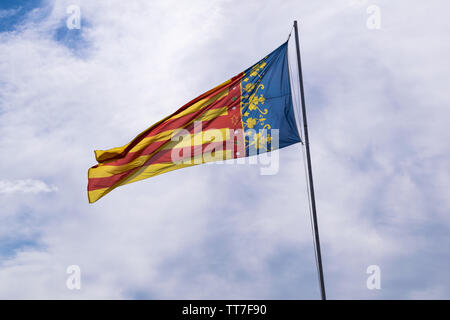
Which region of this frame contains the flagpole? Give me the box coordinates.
[293,20,327,300]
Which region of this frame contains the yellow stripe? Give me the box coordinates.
[89,128,230,178]
[169,89,229,120]
[128,107,229,153]
[88,162,196,203]
[163,128,229,150]
[88,150,232,203]
[88,187,110,204]
[94,86,230,163]
[95,107,229,163]
[123,149,232,185]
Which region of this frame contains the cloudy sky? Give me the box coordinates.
[0,0,449,299]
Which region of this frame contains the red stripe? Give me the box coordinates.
[99,105,242,167]
[96,73,244,163]
[148,86,240,134]
[88,140,234,191]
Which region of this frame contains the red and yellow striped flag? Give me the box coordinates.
[87,42,300,203]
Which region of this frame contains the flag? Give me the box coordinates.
[87,42,301,203]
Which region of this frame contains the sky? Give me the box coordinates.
[0,0,449,299]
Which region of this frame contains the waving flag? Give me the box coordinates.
[87,42,301,203]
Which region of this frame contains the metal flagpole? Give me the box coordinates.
[293,20,327,300]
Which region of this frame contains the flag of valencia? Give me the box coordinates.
[87,42,301,203]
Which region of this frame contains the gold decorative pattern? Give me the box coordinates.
[240,58,272,153]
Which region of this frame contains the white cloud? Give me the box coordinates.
[0,179,58,194]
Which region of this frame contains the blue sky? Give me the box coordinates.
[0,0,449,299]
[0,0,45,32]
